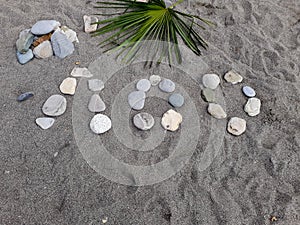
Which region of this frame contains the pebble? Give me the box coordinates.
[17,92,34,102]
[88,79,104,92]
[224,71,243,84]
[42,95,67,116]
[207,103,227,119]
[242,86,256,97]
[61,26,79,43]
[202,74,220,89]
[133,112,155,130]
[161,109,182,131]
[201,88,215,102]
[128,91,146,110]
[244,97,261,117]
[149,75,161,86]
[84,15,98,33]
[227,117,246,136]
[59,77,77,95]
[31,20,61,35]
[33,40,53,59]
[16,29,34,53]
[168,93,184,107]
[51,30,75,59]
[71,67,93,78]
[90,114,112,134]
[17,49,34,64]
[36,117,55,130]
[136,79,151,92]
[88,94,106,112]
[159,79,175,93]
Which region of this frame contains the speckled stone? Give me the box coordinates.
[224,71,243,84]
[207,103,227,119]
[17,92,34,102]
[88,94,106,112]
[133,112,155,130]
[159,79,175,93]
[168,93,184,108]
[17,49,34,64]
[227,117,247,136]
[149,75,161,86]
[202,74,220,89]
[201,88,215,102]
[136,79,151,92]
[88,79,104,92]
[90,114,112,134]
[242,86,256,97]
[42,95,67,117]
[36,117,55,130]
[161,109,182,131]
[244,97,261,116]
[31,20,61,35]
[128,91,146,110]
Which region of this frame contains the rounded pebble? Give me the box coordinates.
[201,88,215,102]
[59,77,77,95]
[136,79,151,92]
[33,40,53,59]
[17,92,34,102]
[128,91,146,110]
[133,112,155,130]
[17,49,33,65]
[242,86,256,97]
[36,117,55,130]
[149,75,161,86]
[207,103,227,119]
[88,94,106,112]
[159,79,175,93]
[168,93,184,108]
[90,114,112,134]
[227,117,246,136]
[31,20,61,35]
[224,71,243,84]
[161,109,182,131]
[244,97,261,116]
[88,79,104,92]
[202,74,220,89]
[42,95,67,117]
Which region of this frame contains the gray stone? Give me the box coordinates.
[202,74,220,89]
[51,30,74,59]
[168,93,184,107]
[159,79,175,93]
[149,75,161,86]
[201,88,215,102]
[36,117,55,130]
[242,86,256,97]
[207,103,227,119]
[88,79,104,92]
[71,67,93,78]
[224,70,243,84]
[16,29,34,53]
[61,26,79,43]
[244,97,261,116]
[33,40,53,59]
[133,112,155,130]
[88,94,106,112]
[128,91,146,110]
[17,49,33,64]
[90,114,112,134]
[17,92,34,102]
[227,117,246,136]
[161,109,182,131]
[31,20,61,35]
[136,79,151,92]
[84,15,98,33]
[42,95,67,116]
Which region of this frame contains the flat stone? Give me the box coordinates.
[59,77,77,95]
[224,71,243,84]
[201,88,215,102]
[227,117,246,136]
[161,109,182,131]
[207,103,227,119]
[159,79,175,93]
[128,91,146,110]
[242,86,256,97]
[17,49,33,64]
[36,117,55,130]
[51,30,74,59]
[42,94,67,116]
[33,40,53,59]
[169,93,184,107]
[31,20,61,35]
[90,114,112,134]
[17,92,34,102]
[16,29,34,53]
[244,97,261,116]
[88,94,106,112]
[71,67,93,78]
[88,79,104,92]
[61,26,79,43]
[133,112,155,130]
[84,15,98,33]
[149,75,161,86]
[136,79,151,92]
[202,74,220,89]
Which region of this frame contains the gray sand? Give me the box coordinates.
[1,0,300,224]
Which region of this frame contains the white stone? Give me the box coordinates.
[42,95,67,117]
[84,15,98,33]
[36,117,55,130]
[224,71,243,84]
[244,97,261,117]
[33,40,53,59]
[90,114,112,134]
[59,77,77,95]
[71,67,93,78]
[207,103,227,119]
[149,75,161,86]
[31,20,61,35]
[227,117,246,136]
[88,79,104,92]
[161,109,183,131]
[136,79,151,92]
[61,26,79,43]
[88,94,106,112]
[133,112,155,130]
[128,91,146,110]
[202,74,220,89]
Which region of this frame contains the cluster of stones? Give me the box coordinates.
[128,75,184,132]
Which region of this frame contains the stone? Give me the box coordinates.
[136,79,151,92]
[84,15,98,33]
[33,40,53,59]
[51,30,75,59]
[128,91,146,110]
[71,67,93,78]
[17,92,34,102]
[161,109,182,131]
[90,114,112,134]
[31,20,61,35]
[59,77,77,95]
[17,49,33,64]
[36,117,55,130]
[207,103,227,119]
[169,93,184,107]
[202,74,220,89]
[61,26,79,43]
[242,86,256,97]
[88,94,106,112]
[42,95,67,116]
[16,29,34,53]
[32,33,52,47]
[201,88,215,102]
[159,79,175,93]
[224,71,243,84]
[244,97,261,117]
[88,79,104,92]
[227,117,246,136]
[149,75,161,86]
[133,112,155,130]
[164,0,173,7]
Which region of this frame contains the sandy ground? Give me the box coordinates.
[0,0,300,224]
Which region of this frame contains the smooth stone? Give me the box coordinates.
[201,88,215,102]
[42,95,67,116]
[51,30,74,59]
[31,20,61,35]
[17,49,33,64]
[149,75,161,86]
[61,26,79,43]
[128,91,146,110]
[169,93,184,107]
[88,79,104,92]
[71,67,93,78]
[207,103,227,119]
[159,79,176,93]
[244,97,261,117]
[17,92,34,101]
[242,86,256,97]
[59,77,77,95]
[133,112,155,130]
[227,117,246,136]
[136,79,151,92]
[84,15,98,33]
[202,74,220,89]
[88,94,106,112]
[161,109,182,131]
[224,71,243,84]
[90,114,112,134]
[36,117,55,130]
[16,29,34,53]
[33,40,53,59]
